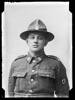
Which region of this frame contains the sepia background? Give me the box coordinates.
[2,2,72,97]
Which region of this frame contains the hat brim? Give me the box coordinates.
[20,30,54,41]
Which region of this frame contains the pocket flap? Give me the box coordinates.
[12,71,27,77]
[38,70,55,78]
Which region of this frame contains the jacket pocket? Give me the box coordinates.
[12,66,27,78]
[37,70,55,79]
[12,71,27,92]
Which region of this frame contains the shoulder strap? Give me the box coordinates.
[15,55,27,61]
[47,55,60,61]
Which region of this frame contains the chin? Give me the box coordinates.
[31,48,41,52]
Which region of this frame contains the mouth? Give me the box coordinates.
[32,45,39,48]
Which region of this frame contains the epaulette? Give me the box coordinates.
[15,55,27,61]
[47,55,60,61]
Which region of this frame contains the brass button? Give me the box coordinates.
[29,90,33,93]
[31,79,34,82]
[32,70,35,72]
[32,60,36,63]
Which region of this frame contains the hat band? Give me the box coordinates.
[28,28,47,32]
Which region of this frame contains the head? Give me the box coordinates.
[20,19,54,53]
[26,32,48,53]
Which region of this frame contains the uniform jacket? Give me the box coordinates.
[8,53,69,97]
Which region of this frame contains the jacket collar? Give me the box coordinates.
[26,51,46,63]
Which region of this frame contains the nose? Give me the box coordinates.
[33,37,38,43]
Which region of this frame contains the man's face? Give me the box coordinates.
[26,33,47,52]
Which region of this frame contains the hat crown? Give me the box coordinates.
[20,19,54,41]
[28,19,47,32]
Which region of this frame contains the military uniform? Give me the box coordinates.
[8,52,69,97]
[8,19,69,97]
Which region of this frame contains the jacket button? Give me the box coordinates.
[32,60,36,63]
[32,70,35,72]
[31,78,34,82]
[29,89,33,93]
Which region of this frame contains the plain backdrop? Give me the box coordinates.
[2,2,72,97]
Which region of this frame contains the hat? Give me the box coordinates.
[20,19,54,41]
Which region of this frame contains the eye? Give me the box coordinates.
[29,35,35,39]
[38,36,44,40]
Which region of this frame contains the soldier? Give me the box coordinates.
[8,19,69,98]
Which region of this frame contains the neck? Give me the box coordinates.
[28,49,45,57]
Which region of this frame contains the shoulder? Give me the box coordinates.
[14,55,27,61]
[43,55,61,68]
[47,55,66,71]
[9,55,27,75]
[46,55,65,68]
[11,55,27,67]
[47,55,60,62]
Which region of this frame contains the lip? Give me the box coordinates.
[32,45,39,47]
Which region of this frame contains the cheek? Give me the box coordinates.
[27,39,32,44]
[39,40,46,47]
[26,40,30,47]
